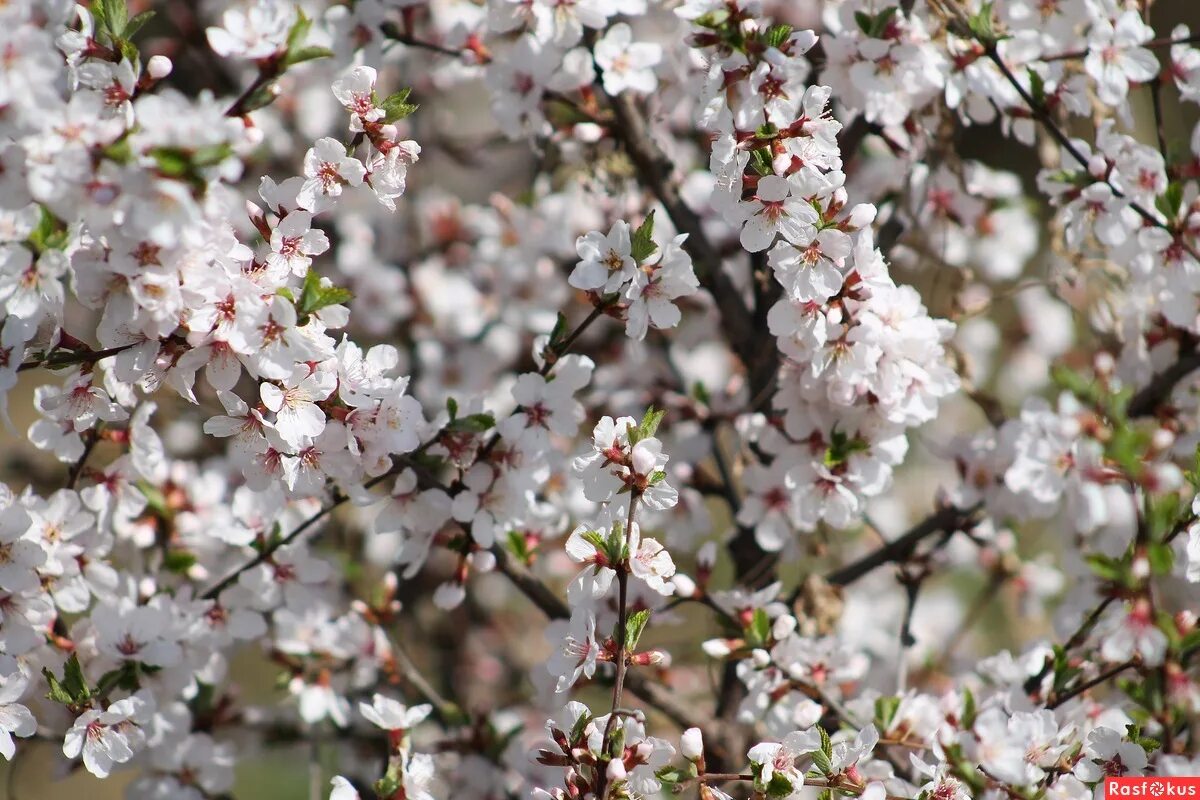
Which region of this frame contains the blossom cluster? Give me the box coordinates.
[0,0,1196,799]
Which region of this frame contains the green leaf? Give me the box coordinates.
[297,269,353,317]
[824,428,869,467]
[818,724,833,757]
[966,1,1000,44]
[149,144,234,184]
[102,0,128,38]
[374,764,403,800]
[755,122,779,140]
[1085,553,1126,585]
[449,413,495,433]
[163,550,197,574]
[102,136,133,165]
[1027,68,1046,106]
[746,607,771,646]
[193,143,234,168]
[638,406,666,441]
[122,9,155,39]
[1146,493,1182,540]
[95,663,140,697]
[241,82,281,114]
[1146,542,1174,576]
[750,147,773,176]
[854,7,898,38]
[766,772,795,797]
[630,211,658,264]
[89,0,108,36]
[763,23,793,49]
[624,609,651,650]
[446,396,459,421]
[136,480,170,518]
[285,9,312,54]
[380,87,418,123]
[43,668,75,705]
[811,746,832,776]
[64,653,91,702]
[1156,182,1184,220]
[569,710,593,743]
[694,8,730,28]
[605,522,627,564]
[874,695,901,729]
[548,312,568,348]
[284,45,333,68]
[506,529,530,562]
[656,766,684,787]
[582,529,607,551]
[28,206,69,253]
[961,686,976,728]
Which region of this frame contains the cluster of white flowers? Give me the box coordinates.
[0,0,1197,799]
[679,4,959,552]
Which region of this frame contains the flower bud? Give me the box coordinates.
[147,55,173,80]
[1150,428,1175,452]
[681,727,704,761]
[672,573,696,597]
[470,549,497,572]
[606,758,627,782]
[772,613,797,639]
[631,440,657,475]
[701,638,732,658]
[846,203,877,228]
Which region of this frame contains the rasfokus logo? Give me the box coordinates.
[1106,778,1200,798]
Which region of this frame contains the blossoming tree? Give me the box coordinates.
[0,0,1197,797]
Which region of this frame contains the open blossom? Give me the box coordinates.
[266,211,330,278]
[570,221,637,294]
[1100,599,1168,666]
[332,66,383,131]
[623,234,699,340]
[359,694,432,732]
[547,611,601,692]
[740,175,819,253]
[594,23,661,95]
[748,729,821,791]
[1084,11,1159,106]
[260,367,337,449]
[297,138,367,213]
[63,692,154,778]
[206,0,292,59]
[630,535,675,594]
[498,355,594,448]
[0,663,35,761]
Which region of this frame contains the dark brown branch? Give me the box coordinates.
[1047,659,1137,709]
[1127,337,1200,417]
[812,502,982,592]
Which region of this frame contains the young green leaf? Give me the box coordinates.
[624,609,651,650]
[630,211,658,264]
